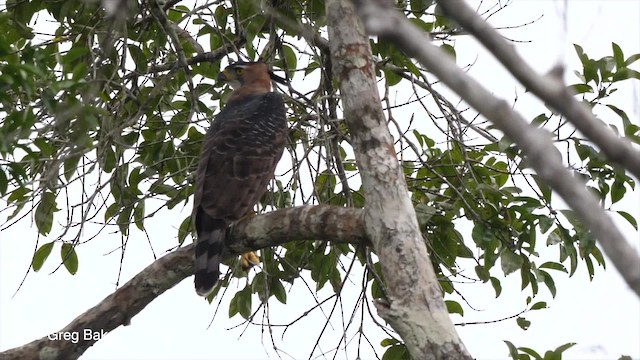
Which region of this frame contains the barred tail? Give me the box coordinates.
[194,214,225,297]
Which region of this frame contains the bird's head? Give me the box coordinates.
[217,61,287,91]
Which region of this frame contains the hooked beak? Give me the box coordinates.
[216,69,231,82]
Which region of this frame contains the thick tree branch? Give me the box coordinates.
[350,0,640,297]
[326,1,472,359]
[0,206,365,360]
[437,0,640,181]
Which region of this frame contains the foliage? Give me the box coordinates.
[505,341,632,360]
[0,0,638,358]
[505,341,576,360]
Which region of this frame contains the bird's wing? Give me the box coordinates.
[193,92,287,222]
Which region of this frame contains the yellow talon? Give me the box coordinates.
[240,251,260,271]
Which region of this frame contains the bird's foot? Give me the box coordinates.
[240,251,260,271]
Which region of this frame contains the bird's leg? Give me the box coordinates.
[237,211,261,271]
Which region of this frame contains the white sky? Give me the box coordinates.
[1,1,639,359]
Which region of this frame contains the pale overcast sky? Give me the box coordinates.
[1,1,639,359]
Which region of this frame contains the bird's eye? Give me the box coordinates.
[235,68,244,75]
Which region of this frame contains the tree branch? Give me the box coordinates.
[436,0,640,181]
[123,36,246,80]
[350,0,640,297]
[326,1,472,359]
[0,206,365,360]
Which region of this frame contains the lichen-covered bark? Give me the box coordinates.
[0,205,364,360]
[325,0,471,358]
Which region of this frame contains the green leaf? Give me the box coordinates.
[62,155,81,182]
[272,279,287,304]
[134,201,145,230]
[382,344,410,360]
[590,246,606,269]
[230,286,252,318]
[504,340,519,360]
[518,347,543,360]
[245,14,266,44]
[62,46,88,70]
[613,68,640,82]
[384,68,402,86]
[445,300,463,316]
[101,146,116,173]
[408,18,433,33]
[568,83,592,94]
[32,242,55,272]
[252,273,267,301]
[314,170,336,202]
[520,347,543,360]
[489,276,502,297]
[471,222,495,247]
[474,265,490,282]
[128,44,147,72]
[414,203,436,227]
[440,43,456,61]
[606,104,631,126]
[410,0,434,13]
[214,5,228,28]
[531,175,551,203]
[209,33,222,53]
[7,186,30,203]
[516,316,531,330]
[380,338,400,347]
[565,243,578,278]
[538,216,554,234]
[104,203,119,222]
[281,45,297,78]
[585,255,595,281]
[34,137,54,157]
[617,210,638,230]
[554,342,576,354]
[238,287,252,319]
[501,250,523,276]
[598,56,616,80]
[177,216,192,244]
[530,301,547,310]
[0,168,7,195]
[539,262,567,273]
[229,294,239,318]
[116,205,132,236]
[60,243,78,275]
[35,191,59,235]
[624,53,640,66]
[531,113,548,127]
[540,270,557,297]
[546,229,562,245]
[371,278,385,299]
[167,6,188,22]
[612,42,624,70]
[169,111,189,138]
[610,180,626,204]
[574,44,587,64]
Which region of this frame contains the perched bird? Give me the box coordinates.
[193,61,288,297]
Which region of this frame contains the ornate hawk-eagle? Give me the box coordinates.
[193,61,288,296]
